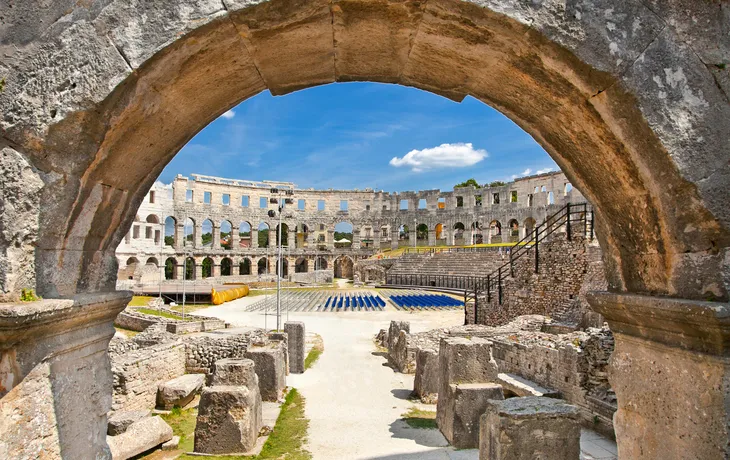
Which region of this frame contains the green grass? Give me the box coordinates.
[173,388,311,460]
[168,304,213,314]
[136,308,187,320]
[128,295,155,306]
[401,407,438,429]
[304,335,324,370]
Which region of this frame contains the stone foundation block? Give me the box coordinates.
[414,348,439,403]
[156,374,205,410]
[210,358,258,389]
[479,397,580,460]
[107,416,173,460]
[441,383,504,448]
[194,385,263,454]
[268,331,289,374]
[107,410,149,436]
[285,322,306,374]
[387,320,410,353]
[244,344,287,401]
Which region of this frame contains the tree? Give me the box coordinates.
[455,178,479,188]
[201,232,212,246]
[164,235,174,246]
[164,259,175,279]
[487,180,506,187]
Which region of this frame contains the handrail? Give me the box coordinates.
[465,202,593,307]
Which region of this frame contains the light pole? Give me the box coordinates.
[413,218,417,250]
[270,188,294,331]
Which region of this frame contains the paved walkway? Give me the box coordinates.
[202,296,617,460]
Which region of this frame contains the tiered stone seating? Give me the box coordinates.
[388,251,505,278]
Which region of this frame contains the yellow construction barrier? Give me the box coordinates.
[211,285,250,305]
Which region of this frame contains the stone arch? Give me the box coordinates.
[471,221,483,245]
[435,223,444,242]
[508,219,520,242]
[295,257,308,273]
[416,223,429,246]
[184,257,196,280]
[489,220,502,244]
[334,221,353,248]
[3,2,730,456]
[239,258,252,275]
[239,221,252,248]
[164,216,177,247]
[524,217,537,239]
[258,222,271,248]
[202,257,214,278]
[220,220,233,249]
[164,257,177,280]
[315,257,328,271]
[257,257,268,275]
[201,219,214,248]
[145,214,160,224]
[275,222,290,247]
[184,217,196,248]
[220,257,232,276]
[145,257,158,267]
[295,223,309,248]
[453,222,466,245]
[276,258,289,278]
[333,255,354,280]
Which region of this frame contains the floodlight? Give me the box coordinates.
[269,198,278,204]
[267,210,276,218]
[270,188,279,194]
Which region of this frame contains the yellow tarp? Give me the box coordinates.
[211,285,250,305]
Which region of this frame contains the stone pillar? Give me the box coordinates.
[212,261,220,278]
[174,261,183,280]
[409,228,416,247]
[372,229,381,250]
[391,227,399,250]
[212,224,220,249]
[465,229,473,245]
[251,229,258,249]
[284,322,306,374]
[231,228,240,249]
[195,263,203,279]
[175,223,185,249]
[306,231,314,247]
[588,292,730,460]
[352,231,361,250]
[428,229,436,246]
[287,231,295,249]
[194,224,203,248]
[327,230,334,249]
[446,228,455,246]
[244,344,287,402]
[0,293,130,459]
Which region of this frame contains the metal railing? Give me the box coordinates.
[385,273,489,291]
[465,202,594,323]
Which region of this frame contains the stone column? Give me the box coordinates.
[588,292,730,460]
[174,261,183,280]
[195,262,203,279]
[212,224,220,249]
[0,292,130,459]
[327,230,334,249]
[446,228,455,246]
[352,231,361,250]
[428,229,436,246]
[391,227,399,250]
[251,229,258,249]
[287,231,295,249]
[409,228,416,247]
[465,229,473,245]
[284,322,306,374]
[231,228,240,249]
[306,231,314,248]
[175,223,184,249]
[194,224,203,248]
[372,229,381,250]
[212,261,220,278]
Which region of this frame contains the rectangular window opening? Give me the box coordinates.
[318,200,325,211]
[437,197,446,209]
[260,197,268,208]
[456,196,464,207]
[298,199,305,210]
[418,198,427,209]
[222,193,230,206]
[186,190,194,203]
[241,195,249,207]
[475,195,482,207]
[204,191,212,204]
[149,191,155,204]
[340,200,349,211]
[510,191,518,203]
[400,199,409,210]
[492,193,500,204]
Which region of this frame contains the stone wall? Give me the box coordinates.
[471,234,607,328]
[184,331,267,375]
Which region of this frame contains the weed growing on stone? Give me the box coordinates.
[304,334,324,370]
[401,407,438,429]
[19,288,40,302]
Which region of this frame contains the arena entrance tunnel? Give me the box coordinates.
[1,0,729,458]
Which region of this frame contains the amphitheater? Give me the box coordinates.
[1,1,729,459]
[116,170,583,288]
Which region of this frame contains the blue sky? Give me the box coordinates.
[159,82,556,192]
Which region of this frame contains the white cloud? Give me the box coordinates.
[536,167,554,174]
[389,143,487,172]
[220,110,236,120]
[511,168,533,179]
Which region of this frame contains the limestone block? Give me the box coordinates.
[387,320,410,353]
[441,383,504,449]
[161,436,180,451]
[194,385,262,454]
[156,374,205,410]
[268,330,289,374]
[210,358,258,390]
[244,344,287,402]
[285,322,306,374]
[107,416,173,460]
[414,348,439,404]
[480,397,580,460]
[107,410,149,436]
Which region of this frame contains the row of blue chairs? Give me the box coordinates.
[390,294,463,309]
[321,295,385,311]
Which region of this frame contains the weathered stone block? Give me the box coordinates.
[387,320,410,353]
[161,435,180,451]
[285,321,306,374]
[480,397,580,460]
[107,410,149,436]
[244,344,286,402]
[156,374,205,410]
[210,358,258,389]
[107,416,173,460]
[441,383,504,449]
[194,385,262,454]
[414,348,439,404]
